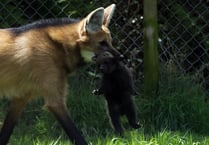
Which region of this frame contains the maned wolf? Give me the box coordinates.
[0,4,119,145]
[92,51,139,135]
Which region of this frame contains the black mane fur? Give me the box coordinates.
[9,18,79,35]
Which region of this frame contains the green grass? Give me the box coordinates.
[7,129,209,145]
[0,66,209,145]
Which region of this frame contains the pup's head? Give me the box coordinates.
[77,4,121,62]
[94,51,123,74]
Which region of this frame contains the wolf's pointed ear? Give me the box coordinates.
[85,7,104,33]
[103,4,116,27]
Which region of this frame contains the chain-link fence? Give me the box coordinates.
[0,0,208,91]
[158,0,209,91]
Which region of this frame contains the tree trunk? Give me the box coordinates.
[143,0,159,97]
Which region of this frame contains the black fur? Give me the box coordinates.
[9,18,79,35]
[92,51,139,135]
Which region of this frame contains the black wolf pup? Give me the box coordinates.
[92,51,139,135]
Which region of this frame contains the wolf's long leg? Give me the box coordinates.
[0,97,30,145]
[46,101,87,145]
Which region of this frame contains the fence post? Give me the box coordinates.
[143,0,159,97]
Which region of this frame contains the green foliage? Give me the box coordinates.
[0,0,27,27]
[158,0,209,76]
[139,64,209,134]
[0,0,104,28]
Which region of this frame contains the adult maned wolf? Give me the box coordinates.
[0,4,119,145]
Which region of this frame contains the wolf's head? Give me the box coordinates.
[77,4,121,62]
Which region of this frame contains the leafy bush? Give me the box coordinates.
[138,64,209,134]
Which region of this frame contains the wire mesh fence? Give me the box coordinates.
[0,0,208,91]
[158,0,209,91]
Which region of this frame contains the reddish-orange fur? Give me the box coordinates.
[0,4,117,145]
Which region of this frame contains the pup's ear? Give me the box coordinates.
[85,7,104,33]
[103,4,116,26]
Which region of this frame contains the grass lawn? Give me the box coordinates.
[6,130,209,145]
[0,67,209,145]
